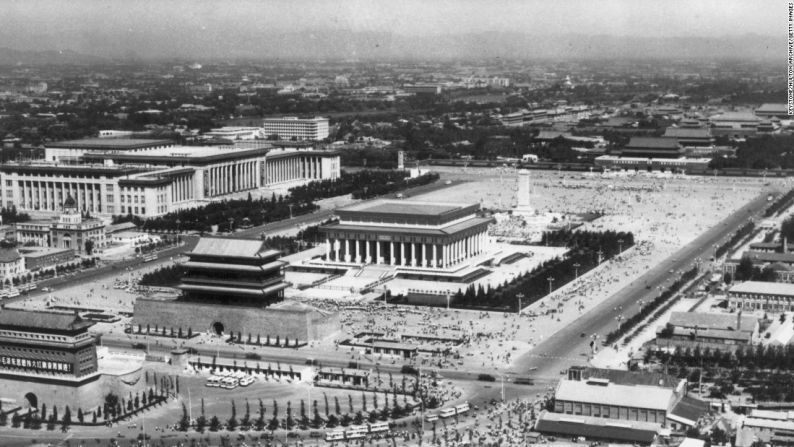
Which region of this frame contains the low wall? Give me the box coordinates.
[0,366,145,413]
[133,299,338,341]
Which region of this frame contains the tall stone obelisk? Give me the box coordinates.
[514,169,533,216]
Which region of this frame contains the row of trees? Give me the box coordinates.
[288,170,439,203]
[604,266,699,344]
[0,205,30,224]
[653,343,794,373]
[114,169,437,235]
[138,264,185,287]
[709,135,794,170]
[447,230,633,311]
[715,222,756,259]
[181,392,413,433]
[133,193,319,234]
[731,255,776,283]
[765,188,794,217]
[0,387,169,432]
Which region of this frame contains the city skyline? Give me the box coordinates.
[0,0,785,60]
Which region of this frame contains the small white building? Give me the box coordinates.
[0,248,25,281]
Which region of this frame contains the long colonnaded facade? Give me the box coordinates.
[0,138,340,218]
[319,200,492,269]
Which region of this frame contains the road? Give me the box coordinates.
[5,236,200,305]
[512,190,774,380]
[227,176,458,240]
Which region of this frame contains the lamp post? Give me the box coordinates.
[573,263,580,280]
[617,238,624,254]
[517,293,524,315]
[547,277,554,295]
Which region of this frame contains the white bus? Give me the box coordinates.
[205,376,220,387]
[346,425,368,439]
[239,376,254,387]
[220,377,238,389]
[439,408,456,419]
[369,421,389,433]
[455,403,470,415]
[425,413,439,422]
[325,430,345,442]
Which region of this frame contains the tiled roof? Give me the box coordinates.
[669,395,710,425]
[555,379,673,411]
[729,280,794,296]
[574,367,678,388]
[190,237,279,259]
[743,251,794,264]
[756,103,789,114]
[535,411,659,444]
[0,248,21,263]
[46,138,173,149]
[663,128,712,139]
[0,308,93,332]
[625,137,681,150]
[668,311,757,332]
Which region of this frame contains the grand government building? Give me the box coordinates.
[0,138,340,218]
[319,200,493,269]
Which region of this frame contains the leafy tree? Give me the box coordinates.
[178,403,189,431]
[209,415,221,432]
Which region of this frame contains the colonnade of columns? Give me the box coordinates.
[206,161,259,197]
[266,155,323,185]
[16,179,103,213]
[323,231,488,268]
[170,174,194,203]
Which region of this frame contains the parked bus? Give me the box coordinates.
[325,430,345,442]
[142,254,157,262]
[455,403,470,415]
[425,413,439,422]
[369,421,389,433]
[513,377,534,385]
[439,408,457,419]
[345,425,368,439]
[220,377,238,389]
[205,376,220,387]
[239,376,254,387]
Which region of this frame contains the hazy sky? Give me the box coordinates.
[0,0,784,58]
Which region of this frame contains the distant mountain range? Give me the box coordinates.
[0,47,107,65]
[0,31,780,64]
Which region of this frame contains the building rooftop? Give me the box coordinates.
[345,200,465,217]
[554,379,673,411]
[0,248,21,263]
[569,367,678,388]
[625,137,682,150]
[729,280,794,297]
[46,138,174,150]
[82,145,272,165]
[668,395,709,425]
[710,111,760,122]
[750,409,794,421]
[535,411,659,444]
[190,237,280,259]
[668,311,757,332]
[0,308,94,333]
[321,216,492,237]
[744,417,794,431]
[663,127,713,139]
[756,103,790,115]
